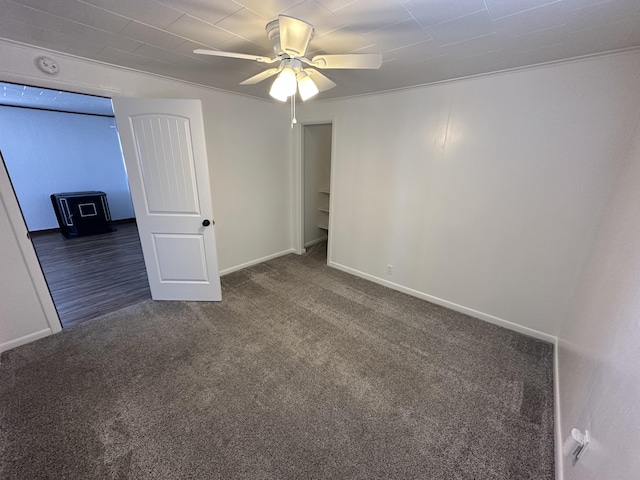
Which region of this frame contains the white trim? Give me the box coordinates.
[554,340,564,480]
[305,47,640,104]
[326,122,336,267]
[0,38,277,104]
[290,122,304,255]
[329,260,557,344]
[0,328,52,355]
[304,235,328,248]
[0,155,62,334]
[3,38,639,105]
[218,248,296,276]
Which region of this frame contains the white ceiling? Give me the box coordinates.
[0,0,639,101]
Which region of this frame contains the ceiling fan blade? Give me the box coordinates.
[304,68,336,92]
[311,53,382,69]
[279,15,314,57]
[239,68,280,85]
[193,49,276,64]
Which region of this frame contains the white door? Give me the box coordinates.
[112,98,221,301]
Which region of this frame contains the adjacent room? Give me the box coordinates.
[1,1,639,479]
[0,83,151,327]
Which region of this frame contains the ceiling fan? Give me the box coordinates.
[194,15,382,102]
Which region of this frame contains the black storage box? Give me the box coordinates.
[50,191,114,238]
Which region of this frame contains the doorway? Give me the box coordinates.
[301,122,333,262]
[0,82,151,327]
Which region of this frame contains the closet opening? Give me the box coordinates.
[301,122,333,263]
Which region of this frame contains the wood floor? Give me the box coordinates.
[30,222,151,328]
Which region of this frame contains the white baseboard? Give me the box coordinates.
[304,235,328,248]
[219,248,296,276]
[554,341,563,480]
[0,328,52,355]
[328,261,557,344]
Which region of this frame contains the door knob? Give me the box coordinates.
[202,219,213,227]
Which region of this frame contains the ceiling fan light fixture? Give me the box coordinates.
[269,80,288,102]
[297,74,319,101]
[269,67,297,102]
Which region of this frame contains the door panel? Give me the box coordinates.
[113,98,221,301]
[132,115,200,214]
[153,234,208,282]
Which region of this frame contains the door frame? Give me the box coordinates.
[292,115,336,262]
[0,152,62,336]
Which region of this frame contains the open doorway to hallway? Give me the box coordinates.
[0,82,150,327]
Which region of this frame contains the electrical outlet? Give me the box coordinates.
[387,264,393,275]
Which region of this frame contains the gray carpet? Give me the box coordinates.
[0,247,555,479]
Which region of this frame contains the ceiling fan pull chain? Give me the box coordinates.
[291,94,297,128]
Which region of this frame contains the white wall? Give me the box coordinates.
[0,106,134,231]
[303,123,331,246]
[557,110,640,480]
[0,39,292,351]
[298,51,640,339]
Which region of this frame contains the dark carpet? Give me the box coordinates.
[0,246,555,479]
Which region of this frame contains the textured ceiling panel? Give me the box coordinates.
[0,82,114,115]
[0,0,638,101]
[165,14,234,47]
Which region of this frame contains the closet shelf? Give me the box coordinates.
[318,189,329,230]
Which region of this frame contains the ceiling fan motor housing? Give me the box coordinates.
[266,18,314,58]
